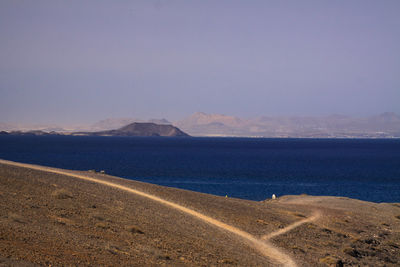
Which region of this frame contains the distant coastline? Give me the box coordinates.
[2,112,400,138]
[0,122,189,138]
[1,131,399,139]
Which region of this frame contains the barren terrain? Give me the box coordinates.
[0,160,399,266]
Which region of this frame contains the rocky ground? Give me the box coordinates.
[0,162,399,266]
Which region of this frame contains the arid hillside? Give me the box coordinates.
[0,161,399,266]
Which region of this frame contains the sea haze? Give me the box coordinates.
[0,136,399,203]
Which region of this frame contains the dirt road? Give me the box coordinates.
[0,159,326,266]
[262,211,321,241]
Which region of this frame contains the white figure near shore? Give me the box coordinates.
[272,194,276,200]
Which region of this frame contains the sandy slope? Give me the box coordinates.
[1,159,400,266]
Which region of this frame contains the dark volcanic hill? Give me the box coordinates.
[76,122,189,137]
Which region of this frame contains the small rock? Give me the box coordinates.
[322,228,332,234]
[51,189,73,199]
[319,256,343,267]
[128,225,144,234]
[364,238,379,245]
[343,247,362,258]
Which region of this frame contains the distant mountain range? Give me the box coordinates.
[175,112,400,138]
[1,112,400,138]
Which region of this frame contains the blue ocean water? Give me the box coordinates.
[0,136,399,203]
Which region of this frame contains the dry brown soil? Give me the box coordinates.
[0,160,399,266]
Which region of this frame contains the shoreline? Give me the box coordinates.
[2,158,399,204]
[1,155,399,204]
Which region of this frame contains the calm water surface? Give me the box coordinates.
[0,136,399,202]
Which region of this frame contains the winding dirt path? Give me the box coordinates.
[261,211,321,241]
[0,159,321,267]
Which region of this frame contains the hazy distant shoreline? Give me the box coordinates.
[1,111,400,138]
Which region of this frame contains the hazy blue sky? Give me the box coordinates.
[1,0,399,124]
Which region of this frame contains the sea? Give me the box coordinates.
[0,136,399,203]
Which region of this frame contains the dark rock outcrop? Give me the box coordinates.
[76,122,189,137]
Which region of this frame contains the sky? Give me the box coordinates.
[1,0,399,124]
